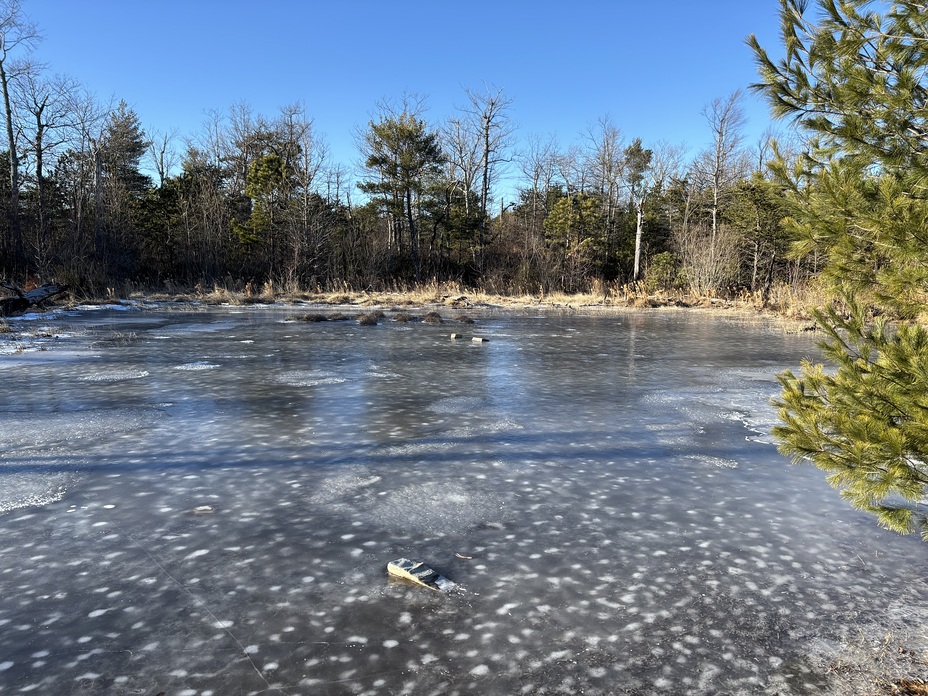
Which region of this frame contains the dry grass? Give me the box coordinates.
[35,277,843,325]
[764,279,833,319]
[883,678,928,695]
[91,330,137,347]
[807,616,928,696]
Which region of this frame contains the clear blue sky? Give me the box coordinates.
[27,0,785,193]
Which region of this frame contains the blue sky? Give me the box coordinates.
[26,1,785,192]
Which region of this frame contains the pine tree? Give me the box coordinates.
[358,105,444,278]
[750,0,928,537]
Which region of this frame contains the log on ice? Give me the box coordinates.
[0,283,68,317]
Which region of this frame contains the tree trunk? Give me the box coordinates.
[93,142,104,252]
[34,107,46,264]
[405,188,419,278]
[633,204,644,281]
[0,59,20,262]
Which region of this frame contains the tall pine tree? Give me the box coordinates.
[750,0,928,537]
[359,105,443,279]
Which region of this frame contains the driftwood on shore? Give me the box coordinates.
[0,283,68,317]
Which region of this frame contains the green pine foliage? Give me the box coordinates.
[774,300,928,537]
[235,152,292,246]
[752,0,928,537]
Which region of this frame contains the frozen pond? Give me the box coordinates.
[1,305,926,695]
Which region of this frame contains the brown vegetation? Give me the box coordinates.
[883,678,928,696]
[0,276,836,328]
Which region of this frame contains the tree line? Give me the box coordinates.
[0,0,805,300]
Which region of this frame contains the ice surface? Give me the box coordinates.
[0,308,925,695]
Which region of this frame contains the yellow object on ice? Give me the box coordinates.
[387,558,457,592]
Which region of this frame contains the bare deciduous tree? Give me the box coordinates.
[675,90,750,295]
[147,127,179,188]
[442,113,480,220]
[461,84,514,264]
[0,0,38,262]
[582,115,623,229]
[517,132,558,252]
[694,89,749,253]
[15,68,79,271]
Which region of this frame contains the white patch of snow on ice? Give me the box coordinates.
[0,479,68,513]
[683,455,739,469]
[276,370,348,387]
[79,369,149,382]
[430,396,484,414]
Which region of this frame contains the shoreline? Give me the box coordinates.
[0,291,815,357]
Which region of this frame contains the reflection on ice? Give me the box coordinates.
[0,307,926,695]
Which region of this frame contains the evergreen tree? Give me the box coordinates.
[750,0,928,537]
[95,101,151,278]
[358,104,444,279]
[543,192,606,290]
[723,173,790,298]
[235,152,292,246]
